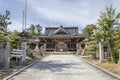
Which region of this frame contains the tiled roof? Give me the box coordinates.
[44,26,80,36]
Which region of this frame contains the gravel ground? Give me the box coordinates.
[8,55,119,80]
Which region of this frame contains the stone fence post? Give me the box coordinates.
[21,42,27,63]
[99,40,104,63]
[0,45,5,68]
[4,42,11,71]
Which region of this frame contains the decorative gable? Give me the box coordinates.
[53,25,69,35]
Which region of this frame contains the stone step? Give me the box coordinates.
[52,52,71,54]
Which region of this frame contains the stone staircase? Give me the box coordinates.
[52,51,72,54]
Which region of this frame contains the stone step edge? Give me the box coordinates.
[82,59,120,80]
[3,60,40,80]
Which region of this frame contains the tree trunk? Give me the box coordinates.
[108,41,114,62]
[92,53,97,60]
[82,44,87,55]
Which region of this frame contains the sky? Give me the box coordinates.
[0,0,120,33]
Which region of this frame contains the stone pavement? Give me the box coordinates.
[9,55,119,80]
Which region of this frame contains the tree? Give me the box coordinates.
[82,24,96,39]
[86,35,99,59]
[26,24,42,38]
[97,5,117,62]
[83,24,98,59]
[26,24,36,37]
[9,30,21,49]
[0,31,6,47]
[0,10,11,32]
[112,25,120,63]
[36,24,42,35]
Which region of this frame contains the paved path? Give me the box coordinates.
[10,55,118,80]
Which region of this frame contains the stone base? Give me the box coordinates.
[118,61,120,65]
[99,60,104,63]
[33,51,40,54]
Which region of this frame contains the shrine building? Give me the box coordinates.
[39,25,84,54]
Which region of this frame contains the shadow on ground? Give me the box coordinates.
[28,60,81,72]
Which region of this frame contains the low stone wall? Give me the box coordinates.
[0,50,5,67]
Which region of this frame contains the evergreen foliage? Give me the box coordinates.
[0,31,6,47]
[26,24,42,38]
[9,30,21,49]
[0,10,11,31]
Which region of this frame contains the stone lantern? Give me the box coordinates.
[34,38,40,53]
[19,30,29,42]
[39,41,45,56]
[19,30,29,63]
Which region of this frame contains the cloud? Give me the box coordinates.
[8,19,23,32]
[1,0,120,32]
[27,0,102,27]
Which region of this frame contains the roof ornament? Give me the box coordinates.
[60,25,63,28]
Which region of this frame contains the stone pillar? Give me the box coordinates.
[44,43,46,52]
[43,43,46,55]
[99,41,104,63]
[4,42,11,71]
[34,38,40,54]
[26,46,30,56]
[0,45,5,67]
[40,46,44,56]
[118,49,120,64]
[76,43,79,54]
[21,42,27,63]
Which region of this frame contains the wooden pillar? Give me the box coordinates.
[69,40,71,51]
[70,40,72,51]
[69,39,70,51]
[52,40,54,51]
[55,42,56,52]
[72,42,73,52]
[67,41,68,51]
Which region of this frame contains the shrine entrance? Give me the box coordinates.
[56,42,67,52]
